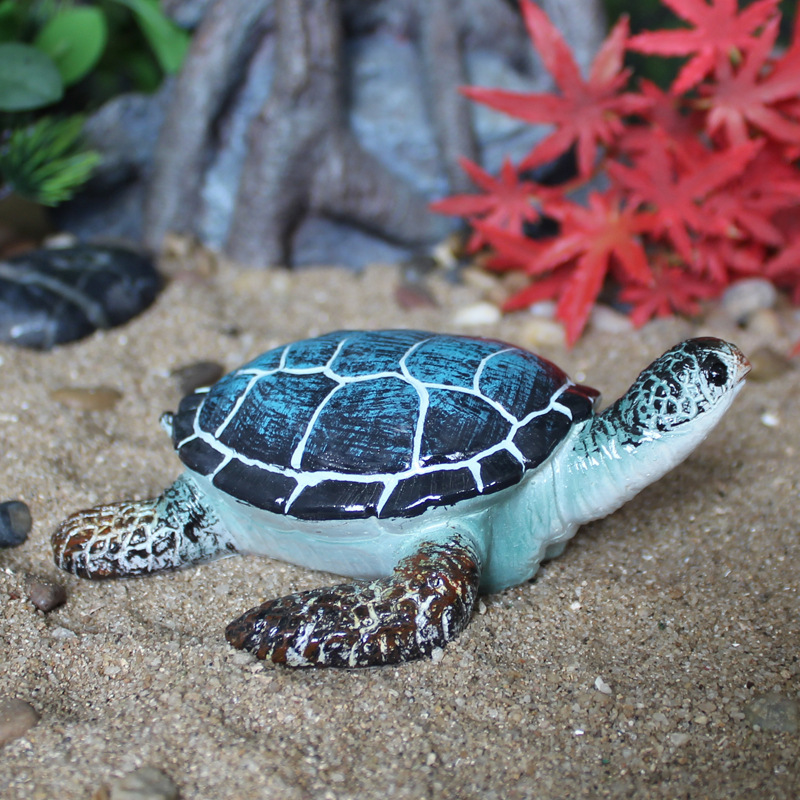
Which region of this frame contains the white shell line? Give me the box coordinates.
[399,336,435,469]
[212,373,264,439]
[289,379,346,470]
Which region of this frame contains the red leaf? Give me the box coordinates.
[429,157,545,250]
[472,220,550,276]
[619,261,721,326]
[619,81,701,156]
[607,136,760,260]
[462,2,650,177]
[502,268,573,311]
[627,0,780,94]
[477,192,653,344]
[701,143,800,246]
[692,237,767,283]
[765,213,800,301]
[700,17,800,146]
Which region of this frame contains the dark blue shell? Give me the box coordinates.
[170,330,599,520]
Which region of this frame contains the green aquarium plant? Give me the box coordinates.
[0,0,189,206]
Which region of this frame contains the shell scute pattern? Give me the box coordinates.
[331,329,430,377]
[282,332,343,370]
[301,377,419,474]
[223,371,338,466]
[400,335,501,387]
[171,330,599,520]
[420,389,510,467]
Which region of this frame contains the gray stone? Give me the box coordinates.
[83,87,173,189]
[293,216,412,270]
[162,0,217,28]
[200,32,276,248]
[57,1,604,268]
[0,245,161,350]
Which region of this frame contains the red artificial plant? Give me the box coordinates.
[431,0,800,345]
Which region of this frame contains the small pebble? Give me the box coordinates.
[520,317,565,349]
[42,232,78,248]
[231,650,256,666]
[745,308,782,339]
[760,411,781,428]
[26,577,67,612]
[51,386,122,411]
[394,282,438,310]
[744,692,799,733]
[108,766,178,800]
[171,361,224,395]
[721,278,777,324]
[0,698,40,746]
[452,301,502,327]
[747,346,793,382]
[0,500,32,547]
[590,304,633,334]
[594,676,612,695]
[668,732,690,747]
[461,265,501,293]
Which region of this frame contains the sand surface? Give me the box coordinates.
[1,253,798,799]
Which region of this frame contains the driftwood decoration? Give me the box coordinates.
[143,0,605,267]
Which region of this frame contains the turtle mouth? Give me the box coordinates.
[733,348,752,384]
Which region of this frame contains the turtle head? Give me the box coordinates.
[611,337,750,441]
[562,338,749,524]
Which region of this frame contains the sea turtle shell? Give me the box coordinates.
[168,330,599,521]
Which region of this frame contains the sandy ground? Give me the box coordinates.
[1,253,798,799]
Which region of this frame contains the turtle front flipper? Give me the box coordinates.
[52,474,238,578]
[225,536,482,668]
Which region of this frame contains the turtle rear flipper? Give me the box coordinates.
[226,537,481,668]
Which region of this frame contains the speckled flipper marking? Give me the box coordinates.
[52,476,237,578]
[225,537,481,667]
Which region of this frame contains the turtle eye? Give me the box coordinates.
[701,354,728,387]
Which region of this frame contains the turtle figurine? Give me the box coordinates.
[52,330,749,668]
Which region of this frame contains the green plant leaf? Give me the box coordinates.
[0,116,101,205]
[109,0,189,73]
[0,0,23,43]
[34,6,108,87]
[0,42,63,110]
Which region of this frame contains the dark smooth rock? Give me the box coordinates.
[0,245,162,349]
[26,577,67,612]
[0,501,32,548]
